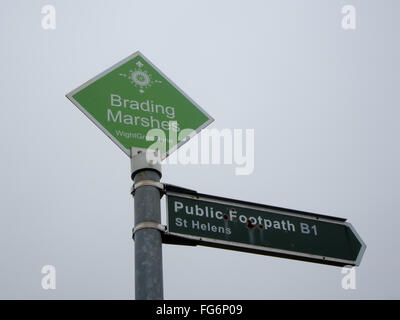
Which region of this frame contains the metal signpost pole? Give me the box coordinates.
[131,150,164,300]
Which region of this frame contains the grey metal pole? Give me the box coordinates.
[131,150,163,300]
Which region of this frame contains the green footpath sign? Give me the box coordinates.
[166,191,366,266]
[66,51,213,157]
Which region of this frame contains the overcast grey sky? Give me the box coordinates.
[0,0,399,299]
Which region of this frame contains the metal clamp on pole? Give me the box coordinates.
[131,180,165,196]
[132,221,166,240]
[131,149,162,179]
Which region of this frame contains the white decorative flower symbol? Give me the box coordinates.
[130,70,151,87]
[119,59,161,93]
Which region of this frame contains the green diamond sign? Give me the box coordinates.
[66,51,214,157]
